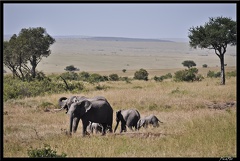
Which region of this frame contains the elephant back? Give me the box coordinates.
[123,109,141,126]
[83,99,113,127]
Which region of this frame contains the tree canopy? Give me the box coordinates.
[188,16,236,85]
[3,27,55,80]
[182,60,196,68]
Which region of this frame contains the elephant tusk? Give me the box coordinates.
[53,107,64,112]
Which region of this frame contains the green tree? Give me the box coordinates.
[182,60,196,68]
[134,68,149,81]
[188,16,236,85]
[64,65,78,72]
[3,27,55,80]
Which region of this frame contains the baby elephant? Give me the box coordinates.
[87,121,104,134]
[137,114,163,130]
[87,121,112,134]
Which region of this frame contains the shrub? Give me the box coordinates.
[154,76,163,82]
[89,73,105,83]
[134,68,149,81]
[122,69,126,73]
[207,70,221,78]
[109,74,119,81]
[154,73,172,82]
[27,144,67,158]
[226,70,236,77]
[174,68,199,82]
[60,72,79,81]
[78,71,90,81]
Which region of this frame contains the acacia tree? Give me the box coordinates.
[3,27,55,80]
[3,34,29,79]
[182,60,196,69]
[188,16,236,85]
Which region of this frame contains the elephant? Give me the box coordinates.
[87,121,104,134]
[137,114,163,130]
[55,95,107,114]
[55,96,113,136]
[114,109,141,133]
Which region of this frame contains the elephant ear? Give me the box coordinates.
[82,100,92,113]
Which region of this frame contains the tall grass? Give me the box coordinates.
[3,76,236,157]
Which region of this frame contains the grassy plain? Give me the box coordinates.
[3,38,236,157]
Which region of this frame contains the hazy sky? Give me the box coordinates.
[3,3,236,39]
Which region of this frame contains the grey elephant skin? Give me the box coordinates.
[137,114,163,130]
[56,96,113,136]
[114,109,141,133]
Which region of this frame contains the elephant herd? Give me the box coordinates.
[54,95,163,136]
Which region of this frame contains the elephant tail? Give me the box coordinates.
[158,119,163,123]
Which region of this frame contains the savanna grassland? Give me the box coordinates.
[3,38,236,158]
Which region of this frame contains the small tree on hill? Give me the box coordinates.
[188,16,236,85]
[64,65,78,72]
[182,60,196,68]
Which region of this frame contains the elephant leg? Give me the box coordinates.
[120,123,126,133]
[128,126,134,131]
[73,117,81,133]
[101,123,107,135]
[82,125,88,137]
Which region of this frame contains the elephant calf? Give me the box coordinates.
[114,109,141,133]
[87,121,104,134]
[137,114,163,130]
[87,121,112,134]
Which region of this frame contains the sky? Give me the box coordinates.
[3,3,236,39]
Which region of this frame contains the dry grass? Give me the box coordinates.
[3,38,236,157]
[3,75,236,157]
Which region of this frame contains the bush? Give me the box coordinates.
[154,73,172,82]
[78,71,90,81]
[154,76,164,82]
[27,144,67,158]
[134,68,149,81]
[109,74,119,81]
[89,73,105,83]
[226,70,236,77]
[60,72,79,81]
[122,69,127,73]
[207,70,221,78]
[174,68,200,82]
[3,75,85,101]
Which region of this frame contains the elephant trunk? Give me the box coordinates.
[54,97,68,112]
[114,121,119,133]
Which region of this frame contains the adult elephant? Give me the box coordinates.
[137,114,163,130]
[55,95,107,114]
[55,96,113,136]
[114,109,141,133]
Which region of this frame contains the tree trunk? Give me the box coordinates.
[219,54,225,85]
[31,55,37,78]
